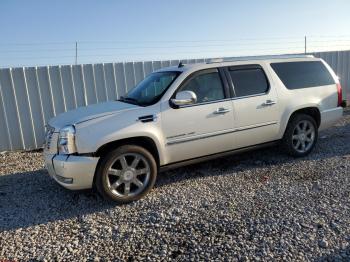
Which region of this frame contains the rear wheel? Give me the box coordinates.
[282,114,318,157]
[95,145,157,203]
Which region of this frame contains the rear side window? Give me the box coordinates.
[229,67,269,97]
[270,61,335,89]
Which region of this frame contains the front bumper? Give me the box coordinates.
[44,153,100,190]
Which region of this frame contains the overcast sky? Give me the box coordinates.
[1,0,350,67]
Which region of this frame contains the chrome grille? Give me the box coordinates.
[44,125,58,153]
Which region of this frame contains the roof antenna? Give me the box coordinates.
[178,61,184,68]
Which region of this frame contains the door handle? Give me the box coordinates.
[262,99,276,106]
[214,107,231,114]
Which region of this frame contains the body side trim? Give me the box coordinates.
[166,121,278,145]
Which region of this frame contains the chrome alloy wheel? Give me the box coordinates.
[106,153,150,198]
[292,120,315,153]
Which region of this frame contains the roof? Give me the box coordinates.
[154,54,318,74]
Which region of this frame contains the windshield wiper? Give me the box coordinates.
[118,96,140,105]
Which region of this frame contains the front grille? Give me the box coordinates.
[44,125,58,153]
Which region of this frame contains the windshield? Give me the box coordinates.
[120,71,180,106]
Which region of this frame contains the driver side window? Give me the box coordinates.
[179,71,225,104]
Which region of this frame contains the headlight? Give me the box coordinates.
[58,125,77,154]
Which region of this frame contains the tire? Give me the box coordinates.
[95,145,157,203]
[282,113,318,157]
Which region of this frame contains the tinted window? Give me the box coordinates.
[124,71,179,106]
[180,71,225,103]
[270,61,335,89]
[229,67,269,97]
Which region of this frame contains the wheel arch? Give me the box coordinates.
[94,136,161,167]
[281,106,321,137]
[288,107,321,127]
[279,104,321,138]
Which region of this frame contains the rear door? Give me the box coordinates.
[226,63,280,148]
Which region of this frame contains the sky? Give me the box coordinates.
[0,0,350,67]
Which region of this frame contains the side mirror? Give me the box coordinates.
[171,91,197,107]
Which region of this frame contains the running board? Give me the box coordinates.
[159,140,279,172]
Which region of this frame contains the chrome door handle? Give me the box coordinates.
[214,107,231,114]
[262,100,276,106]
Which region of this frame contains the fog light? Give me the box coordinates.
[55,174,73,184]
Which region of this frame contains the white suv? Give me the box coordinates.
[44,55,343,203]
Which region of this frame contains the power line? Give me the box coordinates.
[0,46,307,59]
[1,43,350,60]
[1,41,347,54]
[0,48,75,53]
[3,46,350,69]
[1,35,350,46]
[76,35,350,44]
[0,39,349,54]
[0,35,349,67]
[0,41,304,53]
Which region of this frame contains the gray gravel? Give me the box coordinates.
[1,109,350,261]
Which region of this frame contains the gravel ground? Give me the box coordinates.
[0,109,350,261]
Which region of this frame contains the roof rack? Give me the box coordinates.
[206,54,314,64]
[178,61,185,68]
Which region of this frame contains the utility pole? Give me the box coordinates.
[75,41,78,65]
[304,36,307,54]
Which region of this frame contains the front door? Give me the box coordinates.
[161,69,235,164]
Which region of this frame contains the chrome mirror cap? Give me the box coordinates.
[171,91,197,106]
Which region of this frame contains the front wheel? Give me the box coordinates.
[282,114,318,157]
[95,145,157,203]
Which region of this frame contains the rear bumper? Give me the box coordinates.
[319,107,343,130]
[44,153,99,190]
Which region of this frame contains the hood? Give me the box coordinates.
[48,101,138,129]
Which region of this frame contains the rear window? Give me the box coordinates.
[270,61,335,90]
[229,67,269,97]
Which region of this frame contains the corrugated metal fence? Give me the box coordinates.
[0,51,349,151]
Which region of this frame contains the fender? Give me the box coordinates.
[74,108,167,165]
[278,102,321,138]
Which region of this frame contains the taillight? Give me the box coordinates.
[336,83,342,107]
